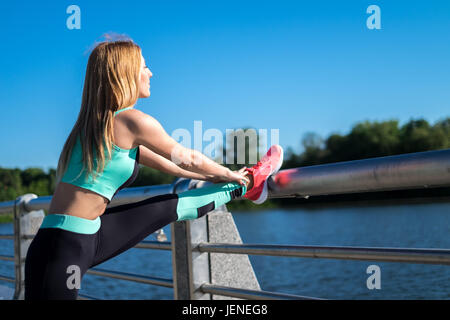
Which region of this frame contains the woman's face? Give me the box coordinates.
[138,55,152,98]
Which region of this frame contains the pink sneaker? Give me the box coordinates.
[243,145,284,204]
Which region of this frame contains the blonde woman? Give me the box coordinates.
[24,38,284,300]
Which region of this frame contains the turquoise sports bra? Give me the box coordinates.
[60,106,140,202]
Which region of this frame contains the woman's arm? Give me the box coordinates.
[132,111,249,186]
[138,145,215,181]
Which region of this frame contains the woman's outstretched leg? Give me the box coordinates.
[91,182,247,267]
[175,182,247,220]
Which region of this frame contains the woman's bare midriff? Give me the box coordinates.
[47,110,136,220]
[47,182,109,220]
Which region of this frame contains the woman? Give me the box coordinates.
[24,38,283,300]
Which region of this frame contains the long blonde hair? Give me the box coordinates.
[55,39,142,185]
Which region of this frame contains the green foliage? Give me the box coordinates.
[0,213,13,223]
[399,118,450,153]
[286,117,450,168]
[322,119,401,163]
[0,167,55,201]
[0,165,176,203]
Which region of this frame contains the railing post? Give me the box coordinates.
[13,194,45,300]
[170,178,261,300]
[171,179,211,300]
[171,217,211,300]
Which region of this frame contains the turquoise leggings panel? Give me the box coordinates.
[40,214,101,234]
[176,182,247,221]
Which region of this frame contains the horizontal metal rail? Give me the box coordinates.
[0,274,15,283]
[0,255,14,262]
[200,284,323,300]
[0,234,34,240]
[0,200,15,215]
[196,243,450,265]
[87,268,173,288]
[267,148,450,199]
[134,240,171,250]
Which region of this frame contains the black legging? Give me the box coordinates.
[24,182,246,300]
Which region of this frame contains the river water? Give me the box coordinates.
[0,201,448,299]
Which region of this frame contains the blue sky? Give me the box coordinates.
[1,0,449,171]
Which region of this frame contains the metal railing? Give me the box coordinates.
[196,244,450,265]
[0,148,449,300]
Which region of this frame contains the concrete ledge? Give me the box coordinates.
[208,208,261,300]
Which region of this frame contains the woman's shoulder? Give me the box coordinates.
[115,108,160,133]
[115,107,148,123]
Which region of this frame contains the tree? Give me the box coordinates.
[299,132,325,166]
